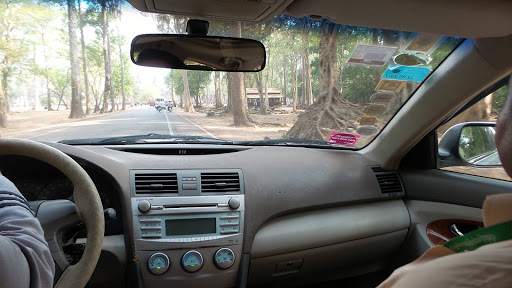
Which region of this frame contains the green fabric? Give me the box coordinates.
[443,220,512,253]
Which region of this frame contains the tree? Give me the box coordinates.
[0,0,33,126]
[99,0,112,113]
[154,14,193,110]
[182,70,194,112]
[78,0,91,114]
[302,18,313,107]
[286,21,362,139]
[214,71,222,108]
[112,53,133,106]
[67,0,85,118]
[226,21,253,126]
[117,33,126,110]
[0,78,6,127]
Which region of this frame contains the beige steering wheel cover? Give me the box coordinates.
[0,138,104,288]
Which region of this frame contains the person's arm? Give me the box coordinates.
[0,174,55,288]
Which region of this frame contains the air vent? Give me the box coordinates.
[371,167,404,195]
[201,172,240,193]
[134,173,178,194]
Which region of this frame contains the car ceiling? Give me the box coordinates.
[126,0,512,38]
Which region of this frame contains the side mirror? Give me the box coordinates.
[438,122,500,167]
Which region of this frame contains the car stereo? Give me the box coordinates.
[132,195,244,250]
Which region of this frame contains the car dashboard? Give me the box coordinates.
[1,143,410,288]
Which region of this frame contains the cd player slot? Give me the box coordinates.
[162,203,218,209]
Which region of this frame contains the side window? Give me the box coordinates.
[437,84,510,181]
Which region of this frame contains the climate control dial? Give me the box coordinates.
[214,248,235,269]
[147,253,170,275]
[182,250,203,272]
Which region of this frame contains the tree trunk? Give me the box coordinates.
[170,77,176,107]
[286,22,362,140]
[101,1,112,113]
[304,54,313,106]
[108,33,115,112]
[292,58,297,113]
[68,0,85,119]
[229,72,252,126]
[255,73,267,113]
[283,59,287,106]
[214,72,222,108]
[264,69,270,111]
[225,22,253,125]
[0,78,7,127]
[41,33,52,111]
[182,70,195,112]
[301,54,306,107]
[79,0,91,115]
[303,22,313,107]
[120,44,126,110]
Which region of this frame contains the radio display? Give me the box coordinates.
[165,218,216,236]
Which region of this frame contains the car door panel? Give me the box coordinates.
[395,168,512,265]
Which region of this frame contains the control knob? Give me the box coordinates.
[182,250,203,272]
[228,198,240,210]
[214,248,235,269]
[148,253,170,275]
[138,200,151,213]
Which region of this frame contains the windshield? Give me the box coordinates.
[0,1,462,148]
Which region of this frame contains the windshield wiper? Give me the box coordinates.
[59,133,232,145]
[234,138,334,147]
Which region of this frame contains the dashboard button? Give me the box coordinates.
[139,219,161,223]
[220,215,240,220]
[220,222,239,227]
[142,233,162,239]
[182,183,197,190]
[141,226,161,231]
[220,228,239,234]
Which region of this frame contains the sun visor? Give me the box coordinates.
[127,0,294,22]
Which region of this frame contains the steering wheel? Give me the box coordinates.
[0,138,104,288]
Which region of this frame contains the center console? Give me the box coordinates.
[130,170,244,288]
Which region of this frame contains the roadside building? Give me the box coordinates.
[246,88,283,108]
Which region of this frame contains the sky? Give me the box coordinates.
[116,5,169,89]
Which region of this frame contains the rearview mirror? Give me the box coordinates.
[131,34,266,72]
[438,122,500,167]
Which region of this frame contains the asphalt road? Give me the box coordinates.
[13,106,215,142]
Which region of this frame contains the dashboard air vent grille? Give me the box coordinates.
[134,173,178,194]
[201,172,240,193]
[371,167,404,195]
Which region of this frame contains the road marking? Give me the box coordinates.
[174,111,216,138]
[26,127,69,140]
[163,110,175,135]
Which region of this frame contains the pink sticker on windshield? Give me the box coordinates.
[328,132,360,146]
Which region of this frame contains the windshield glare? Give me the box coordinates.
[0,1,461,148]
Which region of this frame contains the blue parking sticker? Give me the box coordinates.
[381,66,432,83]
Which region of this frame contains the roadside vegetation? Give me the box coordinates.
[1,0,505,142]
